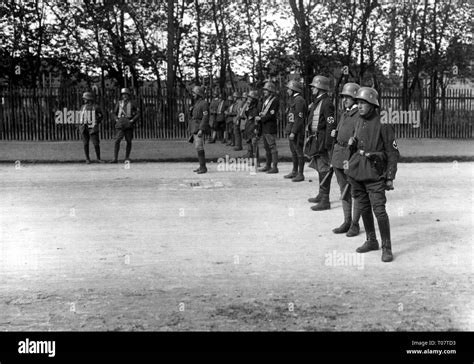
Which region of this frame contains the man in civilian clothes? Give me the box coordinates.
[255,82,279,173]
[111,88,140,163]
[224,91,240,147]
[188,85,210,174]
[243,90,261,164]
[283,80,306,178]
[78,92,104,164]
[330,82,361,236]
[234,92,248,152]
[346,87,400,262]
[306,75,336,211]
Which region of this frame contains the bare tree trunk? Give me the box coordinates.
[194,0,202,84]
[244,0,256,84]
[256,2,264,83]
[288,0,313,88]
[167,0,175,126]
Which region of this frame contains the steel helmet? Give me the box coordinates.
[242,92,248,98]
[355,87,379,107]
[82,92,94,100]
[192,85,205,98]
[120,88,131,95]
[263,82,276,93]
[247,90,259,100]
[310,75,330,91]
[340,83,360,98]
[286,80,303,94]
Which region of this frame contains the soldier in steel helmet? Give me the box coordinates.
[111,88,140,163]
[255,81,279,173]
[188,85,210,174]
[78,91,104,164]
[306,75,336,210]
[283,79,306,177]
[330,82,362,236]
[345,86,400,262]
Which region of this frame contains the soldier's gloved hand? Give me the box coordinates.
[289,133,295,140]
[331,129,337,138]
[385,180,394,190]
[197,130,203,138]
[348,136,357,146]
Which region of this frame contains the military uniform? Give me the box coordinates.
[306,92,336,209]
[188,86,210,173]
[78,94,104,163]
[112,89,140,162]
[331,104,361,235]
[257,87,279,173]
[286,93,306,169]
[345,87,400,262]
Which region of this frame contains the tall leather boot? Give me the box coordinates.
[356,211,379,253]
[346,198,361,237]
[267,151,279,173]
[292,157,305,182]
[333,197,352,233]
[284,156,298,178]
[378,217,393,262]
[259,151,272,172]
[84,144,91,163]
[241,143,252,159]
[197,150,207,174]
[311,193,330,211]
[311,171,331,210]
[308,172,324,203]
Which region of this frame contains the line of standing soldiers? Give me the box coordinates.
[188,77,399,262]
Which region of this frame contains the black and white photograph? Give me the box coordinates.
[0,0,473,359]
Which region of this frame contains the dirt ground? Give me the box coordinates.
[0,161,472,331]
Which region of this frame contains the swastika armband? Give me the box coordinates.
[327,116,335,124]
[288,113,294,123]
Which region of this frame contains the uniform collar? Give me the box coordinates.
[361,108,377,120]
[316,92,328,100]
